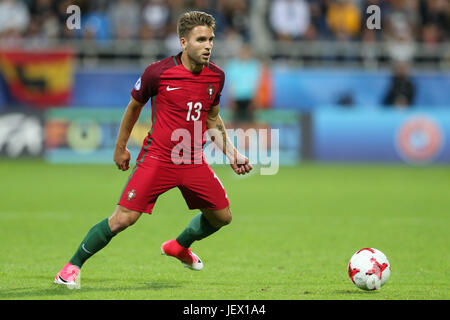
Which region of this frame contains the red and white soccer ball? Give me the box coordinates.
[348,248,391,291]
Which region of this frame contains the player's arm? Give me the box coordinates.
[206,104,252,175]
[113,96,145,171]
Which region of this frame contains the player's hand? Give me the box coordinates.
[114,146,131,171]
[230,151,252,175]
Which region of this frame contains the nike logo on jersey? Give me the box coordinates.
[166,86,182,91]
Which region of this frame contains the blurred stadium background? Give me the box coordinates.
[0,0,449,164]
[0,0,450,300]
[1,0,450,164]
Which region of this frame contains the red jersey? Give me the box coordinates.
[131,52,225,166]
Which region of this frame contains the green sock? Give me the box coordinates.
[69,218,116,268]
[176,213,220,248]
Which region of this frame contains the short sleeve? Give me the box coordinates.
[131,63,161,104]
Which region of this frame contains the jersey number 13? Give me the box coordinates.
[186,102,202,121]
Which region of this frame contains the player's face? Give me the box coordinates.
[181,25,215,66]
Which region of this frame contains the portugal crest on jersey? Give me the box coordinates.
[206,84,214,100]
[127,189,137,201]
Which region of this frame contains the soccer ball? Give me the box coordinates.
[348,248,391,291]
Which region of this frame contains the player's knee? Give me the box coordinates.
[109,206,141,233]
[219,207,232,226]
[110,216,136,233]
[203,207,232,228]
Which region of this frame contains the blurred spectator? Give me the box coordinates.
[383,0,420,62]
[167,0,186,21]
[221,27,244,59]
[0,0,30,39]
[307,0,328,40]
[141,0,170,40]
[419,22,442,64]
[219,0,251,41]
[88,0,109,11]
[420,0,450,41]
[326,0,361,40]
[164,23,180,55]
[190,0,227,37]
[383,62,415,108]
[29,0,54,21]
[422,22,442,47]
[108,0,140,39]
[28,0,59,40]
[225,44,262,125]
[384,0,420,41]
[419,0,449,60]
[269,0,311,41]
[81,11,112,42]
[337,92,355,107]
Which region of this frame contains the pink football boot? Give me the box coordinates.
[161,239,203,271]
[54,262,81,289]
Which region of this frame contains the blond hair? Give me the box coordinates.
[177,11,216,39]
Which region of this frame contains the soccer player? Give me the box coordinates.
[54,11,252,289]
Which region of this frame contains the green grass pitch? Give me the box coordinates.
[0,159,449,300]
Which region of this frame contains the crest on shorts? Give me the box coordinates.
[206,84,214,100]
[127,189,137,201]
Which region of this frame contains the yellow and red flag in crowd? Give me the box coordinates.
[0,48,75,108]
